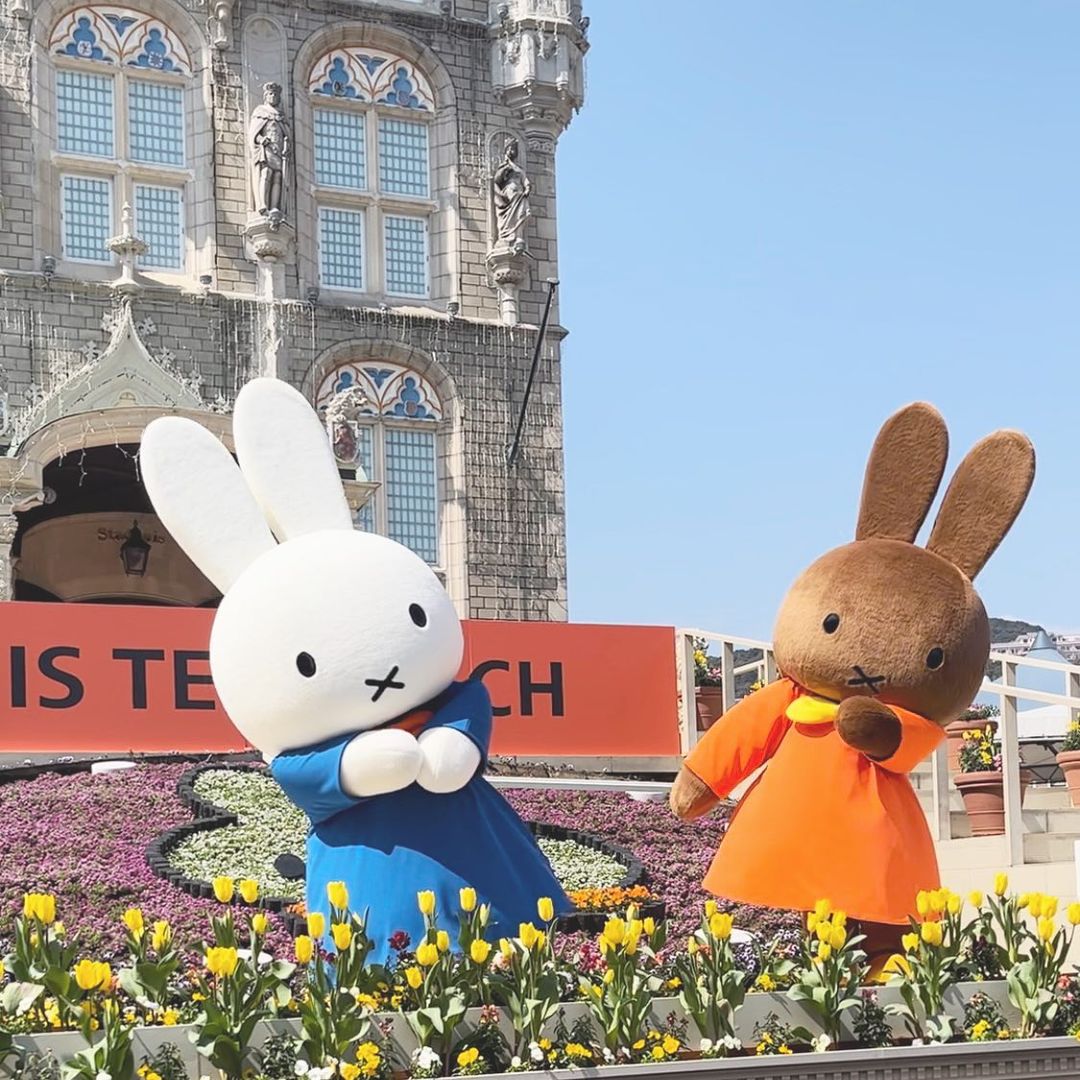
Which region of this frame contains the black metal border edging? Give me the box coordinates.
[147,763,663,935]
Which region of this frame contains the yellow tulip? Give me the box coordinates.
[238,879,259,904]
[327,882,349,910]
[73,959,111,992]
[704,899,718,918]
[23,893,57,925]
[331,923,353,951]
[603,968,615,984]
[212,877,234,904]
[405,966,423,989]
[817,942,832,962]
[251,913,268,936]
[994,872,1008,897]
[1038,917,1055,943]
[307,912,326,938]
[969,891,984,909]
[417,890,436,917]
[534,930,547,952]
[122,908,144,938]
[470,939,491,964]
[807,913,819,934]
[644,917,656,937]
[829,925,846,950]
[436,930,450,953]
[150,921,171,953]
[519,922,540,950]
[537,896,555,923]
[814,898,831,919]
[901,932,920,954]
[815,922,830,944]
[294,935,314,964]
[709,912,733,941]
[499,938,513,960]
[687,937,699,956]
[1018,893,1031,910]
[1043,897,1059,918]
[460,887,477,913]
[416,942,438,967]
[602,918,625,946]
[205,947,238,979]
[1028,894,1044,918]
[832,910,847,930]
[479,904,491,928]
[947,894,962,916]
[1067,902,1080,926]
[916,891,930,918]
[920,921,943,947]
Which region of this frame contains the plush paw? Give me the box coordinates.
[416,727,482,794]
[669,765,721,820]
[836,697,902,761]
[339,728,423,797]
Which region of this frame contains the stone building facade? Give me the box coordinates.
[0,0,587,619]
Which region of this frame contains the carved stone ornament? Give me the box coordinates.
[105,203,148,296]
[249,82,290,224]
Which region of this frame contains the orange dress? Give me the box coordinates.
[685,678,945,925]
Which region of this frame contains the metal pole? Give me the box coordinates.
[507,278,558,467]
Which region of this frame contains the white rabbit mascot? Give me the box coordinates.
[140,377,569,961]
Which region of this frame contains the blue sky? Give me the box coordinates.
[557,1,1080,639]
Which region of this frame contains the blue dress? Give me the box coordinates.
[271,679,570,962]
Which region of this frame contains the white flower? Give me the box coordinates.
[602,1048,616,1063]
[510,1057,522,1069]
[699,1038,713,1053]
[529,1041,544,1063]
[721,1035,742,1050]
[294,1063,310,1077]
[811,1034,832,1053]
[412,1047,440,1070]
[95,1073,112,1080]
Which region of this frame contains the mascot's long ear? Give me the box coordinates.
[856,402,949,543]
[232,378,354,542]
[927,430,1035,580]
[140,416,276,592]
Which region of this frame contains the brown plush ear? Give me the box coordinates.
[927,430,1035,580]
[856,402,949,542]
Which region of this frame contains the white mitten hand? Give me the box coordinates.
[340,728,422,797]
[416,728,481,794]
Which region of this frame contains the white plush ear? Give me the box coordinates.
[232,378,353,541]
[140,416,276,592]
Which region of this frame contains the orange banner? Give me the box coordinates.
[0,603,680,757]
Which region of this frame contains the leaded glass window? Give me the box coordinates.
[319,207,365,290]
[308,47,435,298]
[135,185,183,269]
[57,70,114,158]
[50,6,194,276]
[61,175,112,262]
[385,427,438,563]
[129,81,184,166]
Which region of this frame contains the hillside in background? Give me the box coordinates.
[989,617,1044,643]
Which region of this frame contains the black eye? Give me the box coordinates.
[296,652,317,678]
[822,613,840,634]
[926,647,944,670]
[409,603,428,628]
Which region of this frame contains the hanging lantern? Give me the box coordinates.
[120,520,151,577]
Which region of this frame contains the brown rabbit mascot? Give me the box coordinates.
[670,402,1035,965]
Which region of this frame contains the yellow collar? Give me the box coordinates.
[785,693,840,726]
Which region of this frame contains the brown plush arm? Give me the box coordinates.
[836,696,902,761]
[669,764,722,821]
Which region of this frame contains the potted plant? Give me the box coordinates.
[945,705,1000,772]
[1056,720,1080,806]
[692,639,724,731]
[953,725,1029,836]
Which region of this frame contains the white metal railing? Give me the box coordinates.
[675,631,1080,869]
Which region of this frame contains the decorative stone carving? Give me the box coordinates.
[492,138,531,253]
[0,513,18,603]
[209,0,233,49]
[249,82,290,226]
[105,203,148,296]
[490,0,588,139]
[325,386,374,472]
[242,218,295,301]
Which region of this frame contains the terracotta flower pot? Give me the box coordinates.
[1057,749,1080,807]
[954,770,1005,835]
[695,686,724,731]
[945,717,998,772]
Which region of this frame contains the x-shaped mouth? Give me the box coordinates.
[847,665,886,694]
[365,665,405,702]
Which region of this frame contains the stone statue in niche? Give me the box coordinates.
[492,138,531,253]
[249,82,290,227]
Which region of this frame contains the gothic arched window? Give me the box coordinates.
[43,5,205,278]
[316,361,443,564]
[307,49,436,299]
